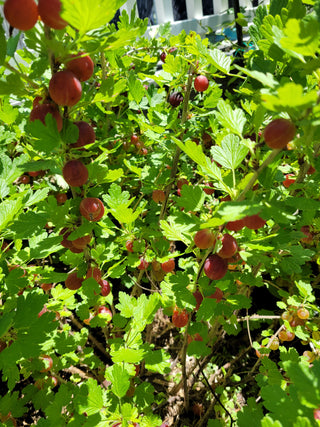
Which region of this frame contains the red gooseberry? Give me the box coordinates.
[80,198,105,222]
[4,0,38,31]
[204,254,228,280]
[38,0,68,29]
[194,75,209,92]
[263,118,296,149]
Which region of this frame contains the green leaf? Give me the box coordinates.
[105,364,130,398]
[295,280,313,300]
[10,211,48,239]
[281,17,319,57]
[234,65,278,88]
[282,360,320,407]
[160,218,193,246]
[116,292,135,318]
[144,349,171,375]
[261,416,283,427]
[207,48,232,74]
[27,114,61,154]
[103,183,141,224]
[74,378,104,415]
[111,347,145,364]
[237,398,264,426]
[61,0,126,34]
[175,185,205,212]
[0,196,24,232]
[0,312,14,338]
[128,71,145,104]
[215,100,247,136]
[24,188,50,207]
[0,97,19,124]
[261,82,318,112]
[0,73,25,96]
[210,135,248,170]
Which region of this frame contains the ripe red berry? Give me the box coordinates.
[307,165,316,174]
[38,0,68,29]
[130,134,139,145]
[86,267,102,282]
[71,121,95,147]
[152,190,165,203]
[314,409,320,421]
[203,182,215,195]
[99,280,111,297]
[169,92,183,107]
[225,219,245,232]
[4,0,38,31]
[39,355,53,372]
[28,170,45,177]
[243,214,266,230]
[41,283,52,291]
[49,71,82,107]
[217,234,238,259]
[194,75,209,92]
[208,287,223,303]
[283,174,295,188]
[161,258,175,273]
[79,197,104,221]
[263,118,296,149]
[62,159,88,187]
[55,193,68,204]
[160,51,167,62]
[97,306,112,321]
[204,254,228,280]
[193,290,203,311]
[137,258,149,270]
[125,240,134,252]
[19,175,30,184]
[300,225,313,244]
[59,228,73,249]
[66,53,94,82]
[172,308,189,328]
[71,234,91,249]
[65,272,83,290]
[30,103,63,132]
[194,229,215,249]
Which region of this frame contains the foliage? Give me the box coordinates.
[0,0,320,425]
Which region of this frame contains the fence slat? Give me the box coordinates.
[239,0,254,7]
[185,0,204,20]
[119,0,138,17]
[213,0,229,14]
[154,0,174,24]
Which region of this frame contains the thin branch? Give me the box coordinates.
[159,64,195,220]
[237,149,282,201]
[196,360,235,427]
[181,316,191,411]
[4,61,40,89]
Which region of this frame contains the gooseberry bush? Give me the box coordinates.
[1,0,320,425]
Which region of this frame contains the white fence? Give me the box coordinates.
[120,0,269,36]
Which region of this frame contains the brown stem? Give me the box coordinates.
[181,317,191,411]
[70,314,110,358]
